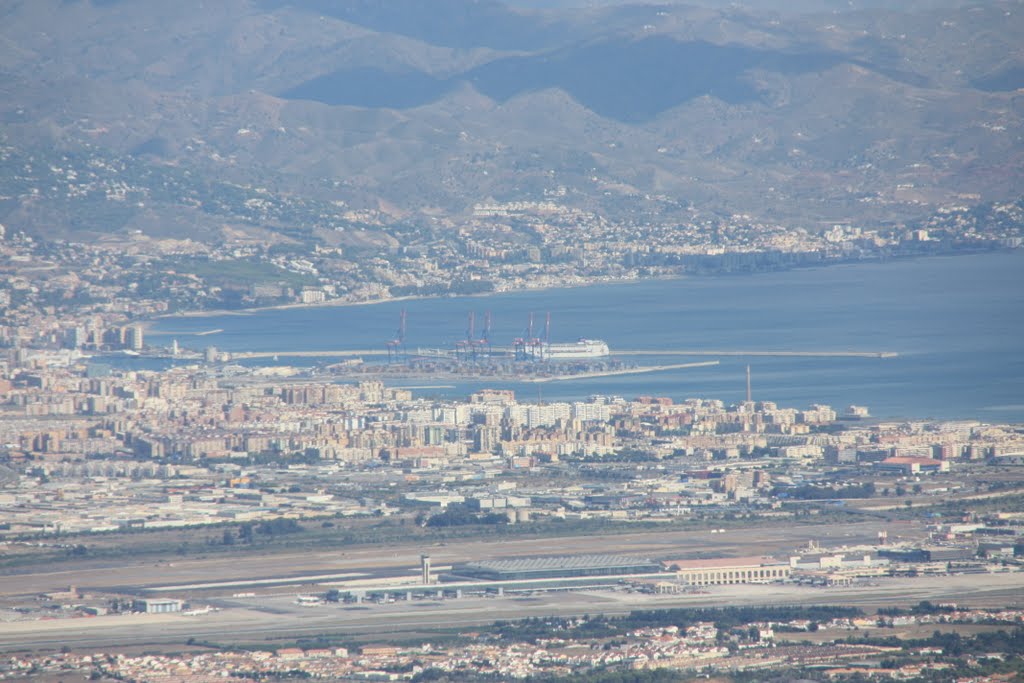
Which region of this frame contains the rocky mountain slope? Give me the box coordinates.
[1,0,1021,243]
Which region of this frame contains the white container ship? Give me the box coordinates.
[540,338,610,360]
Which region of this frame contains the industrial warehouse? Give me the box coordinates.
[445,554,663,581]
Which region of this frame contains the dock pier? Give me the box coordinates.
[232,349,898,360]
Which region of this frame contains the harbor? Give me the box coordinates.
[228,348,897,360]
[149,309,902,402]
[522,360,721,383]
[144,252,1024,421]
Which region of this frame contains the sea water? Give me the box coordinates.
[147,251,1024,421]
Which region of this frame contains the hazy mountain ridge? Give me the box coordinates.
[281,37,855,120]
[1,0,1022,240]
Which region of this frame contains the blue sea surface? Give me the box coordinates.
[147,252,1024,422]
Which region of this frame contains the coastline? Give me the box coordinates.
[142,274,657,331]
[522,360,721,383]
[103,249,1024,423]
[141,249,1019,333]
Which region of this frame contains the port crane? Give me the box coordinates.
[385,308,407,363]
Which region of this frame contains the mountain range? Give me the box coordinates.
[1,0,1022,242]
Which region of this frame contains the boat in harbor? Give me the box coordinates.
[540,338,610,360]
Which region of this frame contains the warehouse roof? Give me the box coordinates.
[660,556,785,570]
[460,554,656,573]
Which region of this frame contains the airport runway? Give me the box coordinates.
[1,572,1020,652]
[0,521,913,599]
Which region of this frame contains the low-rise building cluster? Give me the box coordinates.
[1,337,1024,542]
[3,606,1023,681]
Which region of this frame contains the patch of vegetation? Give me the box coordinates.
[492,606,863,644]
[160,256,316,289]
[424,503,508,527]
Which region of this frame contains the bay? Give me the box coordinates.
[147,251,1024,422]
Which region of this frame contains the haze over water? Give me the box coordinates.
[149,251,1024,422]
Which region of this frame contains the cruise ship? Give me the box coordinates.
[540,338,610,360]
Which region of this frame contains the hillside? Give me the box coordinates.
[1,0,1022,243]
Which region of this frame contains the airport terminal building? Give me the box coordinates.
[661,556,791,586]
[447,554,662,582]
